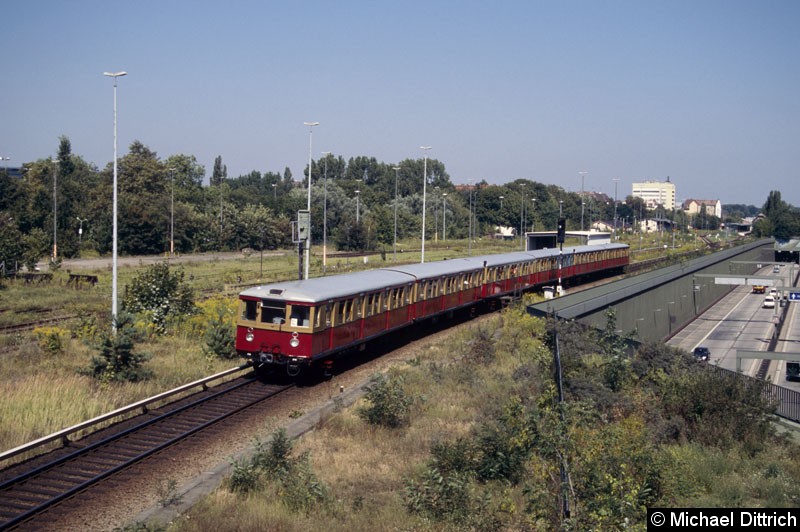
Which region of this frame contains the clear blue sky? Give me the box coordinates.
[2,0,799,207]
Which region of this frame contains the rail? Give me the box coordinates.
[0,364,250,466]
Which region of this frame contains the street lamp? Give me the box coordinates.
[579,171,587,231]
[355,189,361,223]
[559,199,564,217]
[433,186,439,242]
[531,198,537,232]
[393,166,400,261]
[103,70,126,332]
[499,195,504,209]
[303,121,319,280]
[0,156,10,171]
[168,167,175,256]
[519,186,525,250]
[612,178,620,240]
[420,146,431,263]
[271,182,277,200]
[322,151,330,272]
[51,159,59,262]
[442,192,448,241]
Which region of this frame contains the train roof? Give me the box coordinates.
[239,268,417,303]
[239,243,628,304]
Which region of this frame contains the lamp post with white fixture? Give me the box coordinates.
[393,166,400,261]
[322,152,330,272]
[442,193,448,241]
[420,146,431,263]
[303,121,319,280]
[103,70,127,332]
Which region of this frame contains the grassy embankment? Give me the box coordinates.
[164,303,800,530]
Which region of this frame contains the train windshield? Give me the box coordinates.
[241,299,258,321]
[261,299,286,324]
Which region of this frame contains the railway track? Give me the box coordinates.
[0,373,292,531]
[0,315,79,336]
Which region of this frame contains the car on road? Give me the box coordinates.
[693,346,710,362]
[773,265,781,273]
[763,295,776,309]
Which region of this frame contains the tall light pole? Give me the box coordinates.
[322,151,330,273]
[612,178,620,240]
[420,146,431,263]
[169,167,175,256]
[579,171,587,231]
[393,166,400,261]
[0,156,10,171]
[303,121,318,280]
[355,189,361,223]
[442,192,447,241]
[433,186,439,242]
[519,186,525,250]
[51,159,59,262]
[468,181,473,255]
[531,197,537,232]
[104,71,126,332]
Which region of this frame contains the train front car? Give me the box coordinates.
[236,269,415,377]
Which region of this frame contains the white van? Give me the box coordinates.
[763,295,776,309]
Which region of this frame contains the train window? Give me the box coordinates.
[289,305,310,328]
[335,300,348,324]
[241,299,258,321]
[365,293,376,317]
[261,299,286,324]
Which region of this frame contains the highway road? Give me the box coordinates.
[668,264,799,387]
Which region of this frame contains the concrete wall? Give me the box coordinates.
[577,244,774,342]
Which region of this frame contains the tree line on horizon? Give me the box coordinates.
[0,136,795,271]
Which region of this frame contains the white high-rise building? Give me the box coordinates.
[631,178,676,210]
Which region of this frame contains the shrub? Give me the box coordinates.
[358,373,413,428]
[404,467,473,523]
[244,429,330,514]
[122,262,195,334]
[33,326,69,354]
[227,458,261,494]
[203,306,236,359]
[82,313,152,383]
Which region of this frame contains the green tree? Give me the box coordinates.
[122,262,195,333]
[211,155,226,187]
[84,313,152,383]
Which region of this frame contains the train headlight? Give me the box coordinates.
[245,328,254,342]
[289,332,300,348]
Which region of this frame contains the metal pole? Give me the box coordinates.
[442,193,447,241]
[322,152,330,273]
[104,71,126,333]
[170,167,175,256]
[303,121,319,280]
[52,160,58,262]
[579,171,586,231]
[393,166,400,261]
[468,184,473,255]
[420,146,431,263]
[613,178,620,240]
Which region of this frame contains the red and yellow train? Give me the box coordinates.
[236,243,629,376]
